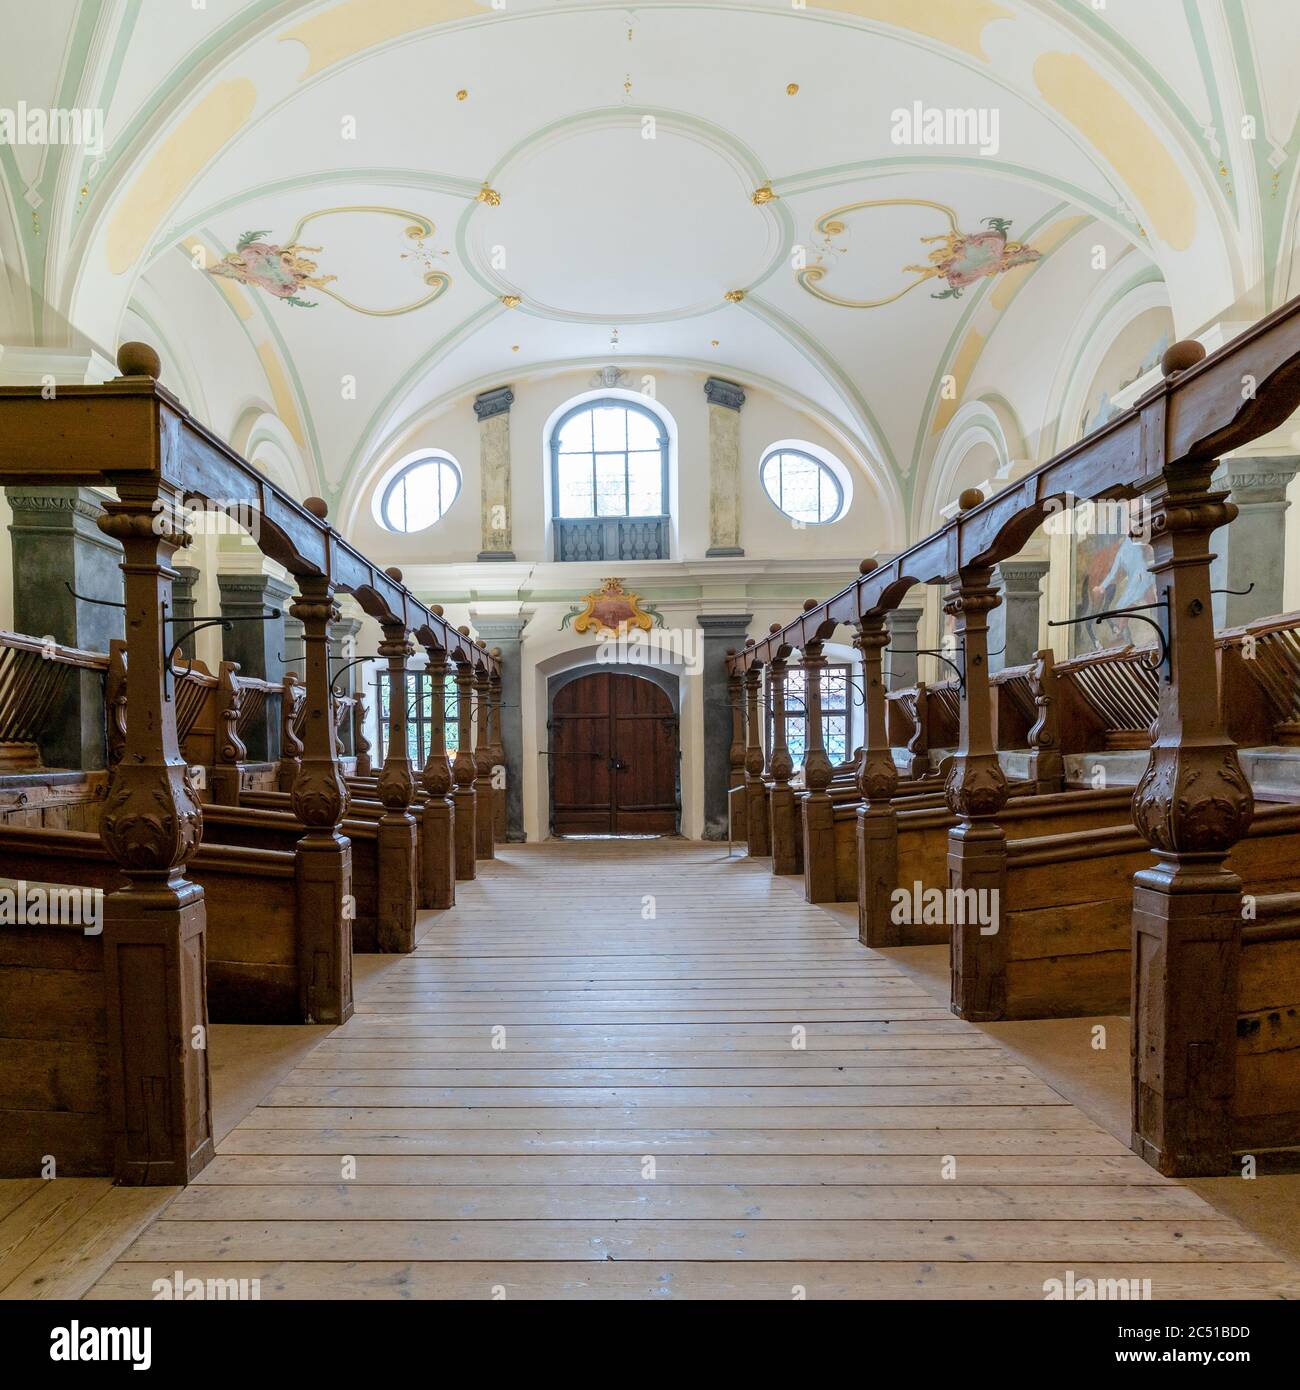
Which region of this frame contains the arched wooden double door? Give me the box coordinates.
[551,671,679,835]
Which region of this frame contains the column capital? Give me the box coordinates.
[474,385,515,420]
[993,558,1049,591]
[704,377,746,411]
[1213,454,1300,504]
[470,614,530,643]
[696,612,753,639]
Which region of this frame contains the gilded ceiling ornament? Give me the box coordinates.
[456,89,468,101]
[501,294,521,308]
[560,578,664,636]
[477,184,501,206]
[797,199,1042,308]
[724,289,746,303]
[751,185,778,205]
[786,82,799,95]
[206,208,452,313]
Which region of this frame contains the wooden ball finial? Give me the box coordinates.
[457,624,470,635]
[744,637,755,647]
[1161,339,1206,378]
[491,647,501,658]
[958,487,984,512]
[430,603,444,616]
[303,496,329,520]
[802,599,818,612]
[384,566,403,582]
[116,341,161,379]
[769,623,782,634]
[859,557,877,575]
[476,638,486,648]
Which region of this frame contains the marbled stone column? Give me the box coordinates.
[452,654,478,879]
[884,605,922,690]
[988,559,1048,672]
[171,566,201,660]
[6,485,124,768]
[472,614,529,841]
[472,656,495,860]
[696,613,752,840]
[704,377,745,557]
[475,386,515,561]
[217,571,294,760]
[1211,456,1300,627]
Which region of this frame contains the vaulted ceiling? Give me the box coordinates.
[2,0,1298,533]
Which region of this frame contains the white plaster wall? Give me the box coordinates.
[345,365,896,565]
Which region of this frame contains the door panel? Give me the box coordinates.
[551,672,678,835]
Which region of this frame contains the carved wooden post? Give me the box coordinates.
[276,672,304,790]
[799,632,836,902]
[726,664,746,841]
[743,661,770,856]
[473,649,495,860]
[946,534,1012,1021]
[352,694,372,776]
[1027,648,1065,793]
[489,658,507,844]
[452,644,477,880]
[856,601,902,946]
[376,609,418,951]
[210,660,245,806]
[288,569,354,1023]
[1130,347,1254,1175]
[95,472,213,1185]
[418,641,456,909]
[766,642,799,875]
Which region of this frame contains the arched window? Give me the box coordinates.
[760,446,845,525]
[550,398,669,560]
[378,453,461,533]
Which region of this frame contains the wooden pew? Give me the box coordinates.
[950,802,1300,1021]
[242,785,424,938]
[0,819,346,1177]
[1236,893,1300,1160]
[200,801,388,954]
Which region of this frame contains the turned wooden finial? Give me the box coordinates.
[457,624,471,635]
[802,599,818,612]
[116,341,161,379]
[476,638,486,648]
[491,647,501,658]
[769,623,782,633]
[430,603,444,616]
[303,496,329,520]
[1161,338,1206,377]
[384,566,403,582]
[958,487,984,512]
[745,637,756,647]
[859,557,877,574]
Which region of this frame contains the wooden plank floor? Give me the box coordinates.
[89,839,1300,1300]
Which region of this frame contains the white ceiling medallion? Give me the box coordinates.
[459,109,789,325]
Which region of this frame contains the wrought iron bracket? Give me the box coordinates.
[166,607,281,697]
[1048,591,1171,677]
[64,581,124,609]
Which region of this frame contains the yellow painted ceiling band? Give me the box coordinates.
[107,80,257,275]
[1034,52,1195,251]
